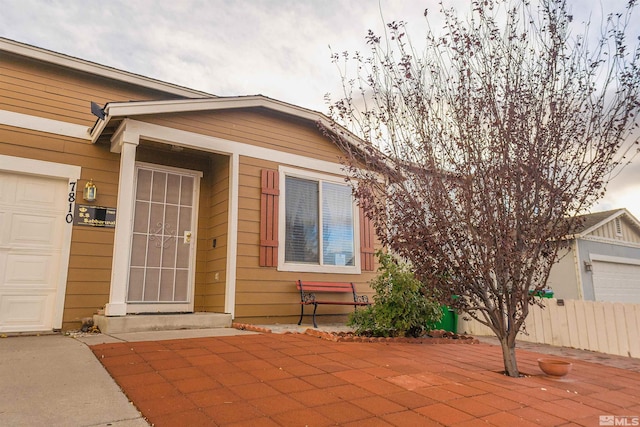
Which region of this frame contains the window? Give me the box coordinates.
[280,168,358,272]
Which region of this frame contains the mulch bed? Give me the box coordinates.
[232,323,479,344]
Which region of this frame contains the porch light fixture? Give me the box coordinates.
[584,261,592,272]
[83,179,97,202]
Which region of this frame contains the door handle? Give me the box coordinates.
[184,231,192,243]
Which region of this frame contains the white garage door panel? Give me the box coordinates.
[9,213,62,247]
[3,253,58,286]
[592,261,640,304]
[0,294,55,331]
[0,170,69,332]
[14,175,65,207]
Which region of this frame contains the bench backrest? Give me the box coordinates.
[296,281,355,294]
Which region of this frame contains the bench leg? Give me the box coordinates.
[312,303,318,328]
[298,304,304,325]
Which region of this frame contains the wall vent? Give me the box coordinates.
[614,217,623,236]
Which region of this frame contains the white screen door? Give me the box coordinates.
[126,164,200,312]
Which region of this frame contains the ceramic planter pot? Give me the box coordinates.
[537,358,573,378]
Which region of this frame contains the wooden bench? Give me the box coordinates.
[297,280,372,328]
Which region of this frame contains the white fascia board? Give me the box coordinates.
[101,96,323,123]
[0,109,90,140]
[621,208,640,231]
[0,37,212,98]
[90,97,313,143]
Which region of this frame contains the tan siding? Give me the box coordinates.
[2,51,381,326]
[142,109,345,163]
[233,156,378,322]
[70,242,114,258]
[198,154,229,312]
[68,255,113,270]
[547,246,580,299]
[65,282,110,296]
[1,53,183,125]
[62,308,99,330]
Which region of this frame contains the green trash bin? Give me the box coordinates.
[434,306,457,333]
[530,289,554,298]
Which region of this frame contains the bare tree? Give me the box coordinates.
[326,0,640,377]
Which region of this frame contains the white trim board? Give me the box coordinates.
[0,154,81,179]
[225,153,240,317]
[581,235,640,249]
[276,166,362,275]
[0,110,90,140]
[589,254,640,266]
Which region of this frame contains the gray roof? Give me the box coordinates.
[573,208,640,236]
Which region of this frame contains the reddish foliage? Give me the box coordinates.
[325,0,640,376]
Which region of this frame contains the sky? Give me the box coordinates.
[1,0,639,219]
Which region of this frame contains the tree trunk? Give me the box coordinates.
[499,337,519,377]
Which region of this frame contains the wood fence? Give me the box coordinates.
[457,298,640,358]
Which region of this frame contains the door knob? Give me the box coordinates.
[184,231,192,243]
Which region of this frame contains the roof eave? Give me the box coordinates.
[0,37,214,99]
[580,209,626,236]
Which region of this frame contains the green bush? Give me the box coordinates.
[348,252,442,337]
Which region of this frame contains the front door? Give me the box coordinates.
[126,163,201,313]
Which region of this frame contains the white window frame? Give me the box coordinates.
[278,166,361,274]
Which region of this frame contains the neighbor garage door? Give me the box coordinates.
[592,260,640,304]
[0,171,68,332]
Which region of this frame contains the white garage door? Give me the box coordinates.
[592,260,640,304]
[0,171,68,332]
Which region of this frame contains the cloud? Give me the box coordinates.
[1,0,638,217]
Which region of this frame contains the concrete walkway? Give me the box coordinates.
[2,328,639,426]
[0,334,148,427]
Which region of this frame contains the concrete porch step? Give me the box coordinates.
[93,312,232,334]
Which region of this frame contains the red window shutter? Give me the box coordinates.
[359,206,375,271]
[260,169,279,267]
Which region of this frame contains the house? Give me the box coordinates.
[0,37,379,333]
[547,208,640,303]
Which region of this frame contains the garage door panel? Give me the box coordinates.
[0,170,69,332]
[0,212,10,246]
[0,293,55,332]
[13,175,66,209]
[2,253,59,287]
[8,213,63,248]
[592,261,640,304]
[0,175,17,203]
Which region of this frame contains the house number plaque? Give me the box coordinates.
[75,205,116,228]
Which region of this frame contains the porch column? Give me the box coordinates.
[225,153,239,317]
[105,123,139,316]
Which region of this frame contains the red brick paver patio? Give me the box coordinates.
[90,333,640,426]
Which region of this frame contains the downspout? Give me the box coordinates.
[573,239,584,300]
